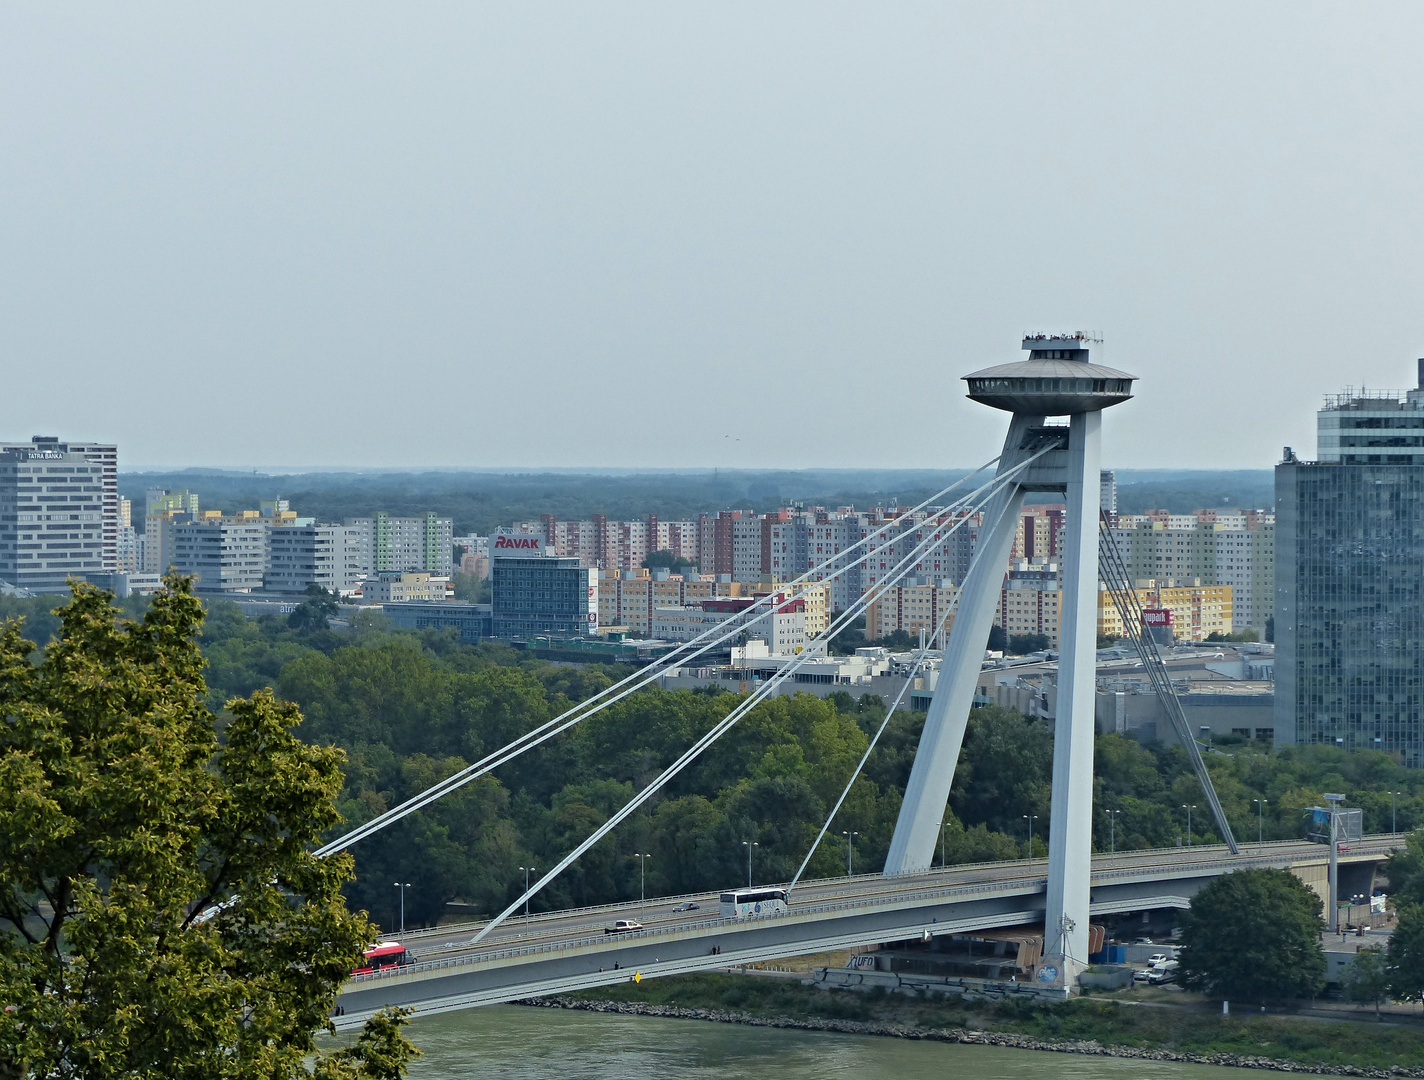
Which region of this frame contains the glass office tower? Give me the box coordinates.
[1275,360,1424,762]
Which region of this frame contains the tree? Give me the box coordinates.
[1177,868,1326,1003]
[289,583,341,633]
[0,579,416,1079]
[1008,632,1049,655]
[642,550,696,572]
[1342,945,1391,1018]
[1388,905,1424,1004]
[987,624,1007,652]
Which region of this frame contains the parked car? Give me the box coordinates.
[1147,961,1179,985]
[605,919,644,934]
[1130,936,1154,945]
[673,902,700,913]
[1145,953,1170,967]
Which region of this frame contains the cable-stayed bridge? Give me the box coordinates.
[331,837,1398,1031]
[291,335,1394,1030]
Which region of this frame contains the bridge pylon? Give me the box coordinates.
[882,334,1136,987]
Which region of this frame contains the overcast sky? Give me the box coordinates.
[3,4,1422,471]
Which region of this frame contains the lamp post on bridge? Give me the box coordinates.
[1391,791,1402,834]
[1022,814,1037,861]
[632,853,650,916]
[393,881,411,935]
[518,866,536,934]
[1181,804,1195,848]
[1107,808,1120,855]
[1253,799,1267,846]
[939,820,948,868]
[842,831,859,878]
[742,841,758,888]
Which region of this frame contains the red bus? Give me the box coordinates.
[352,941,410,975]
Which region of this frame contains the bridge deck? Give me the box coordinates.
[333,836,1399,1031]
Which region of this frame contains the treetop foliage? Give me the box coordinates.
[1177,868,1326,1002]
[0,579,415,1079]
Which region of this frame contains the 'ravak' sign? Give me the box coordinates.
[492,531,548,556]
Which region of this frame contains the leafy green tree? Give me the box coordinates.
[1177,868,1326,1003]
[950,705,1052,838]
[1342,945,1391,1018]
[1388,905,1424,1004]
[1007,632,1049,655]
[0,579,415,1079]
[289,583,341,633]
[641,550,696,571]
[987,624,1008,652]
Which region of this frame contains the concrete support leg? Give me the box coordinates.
[1042,411,1102,982]
[882,415,1040,875]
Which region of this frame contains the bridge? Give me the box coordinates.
[309,336,1392,1034]
[332,835,1400,1031]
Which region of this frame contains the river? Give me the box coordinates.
[392,1005,1248,1079]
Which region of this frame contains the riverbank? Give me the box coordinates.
[520,974,1424,1075]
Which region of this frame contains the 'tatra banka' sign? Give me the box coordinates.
[492,528,548,557]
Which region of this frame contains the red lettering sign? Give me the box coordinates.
[494,535,542,550]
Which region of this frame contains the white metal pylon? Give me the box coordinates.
[883,335,1135,987]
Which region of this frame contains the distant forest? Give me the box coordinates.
[119,468,1276,536]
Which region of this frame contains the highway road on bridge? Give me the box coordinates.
[335,835,1400,1031]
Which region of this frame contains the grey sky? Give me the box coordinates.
[3,3,1421,471]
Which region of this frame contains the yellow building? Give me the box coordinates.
[866,582,959,643]
[597,570,827,638]
[1096,580,1233,642]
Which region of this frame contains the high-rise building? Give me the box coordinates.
[1099,470,1118,517]
[1276,360,1424,761]
[348,512,454,577]
[0,437,114,592]
[265,524,363,595]
[491,527,598,639]
[169,515,268,594]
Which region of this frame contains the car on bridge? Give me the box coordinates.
[673,902,700,912]
[605,919,644,934]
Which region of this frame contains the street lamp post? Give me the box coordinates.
[939,820,948,869]
[742,841,758,888]
[1108,808,1120,855]
[1022,814,1038,861]
[1392,791,1401,834]
[518,866,536,933]
[842,831,859,878]
[632,853,650,915]
[1182,804,1195,848]
[1252,799,1267,846]
[393,881,411,935]
[1325,792,1345,933]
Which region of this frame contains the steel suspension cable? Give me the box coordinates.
[464,448,1060,946]
[315,458,1004,857]
[1098,513,1238,854]
[786,576,967,895]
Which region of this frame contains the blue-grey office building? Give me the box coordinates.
[491,543,597,639]
[1275,360,1424,763]
[382,600,493,643]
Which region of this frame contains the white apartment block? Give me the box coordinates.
[651,597,807,652]
[170,518,268,593]
[266,524,363,595]
[1108,510,1274,635]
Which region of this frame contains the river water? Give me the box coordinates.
[395,1005,1247,1079]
